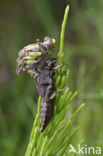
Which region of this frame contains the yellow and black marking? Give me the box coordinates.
[27,70,34,77]
[16,37,56,75]
[27,70,36,79]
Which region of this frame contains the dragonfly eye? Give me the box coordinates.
[52,39,56,48]
[43,37,56,49]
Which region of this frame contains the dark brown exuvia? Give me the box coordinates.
[33,58,65,132]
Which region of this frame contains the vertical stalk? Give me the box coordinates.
[58,5,69,63]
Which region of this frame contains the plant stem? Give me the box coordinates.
[58,5,69,63]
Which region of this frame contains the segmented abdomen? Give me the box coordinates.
[40,99,54,132]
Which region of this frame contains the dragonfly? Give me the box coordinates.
[16,37,56,75]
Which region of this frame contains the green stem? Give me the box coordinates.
[58,5,69,63]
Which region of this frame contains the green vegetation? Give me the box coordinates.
[0,0,103,156]
[25,5,85,156]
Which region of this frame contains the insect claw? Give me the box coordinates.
[49,87,66,100]
[53,63,65,70]
[63,62,68,66]
[57,86,67,92]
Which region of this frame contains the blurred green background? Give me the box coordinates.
[0,0,103,155]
